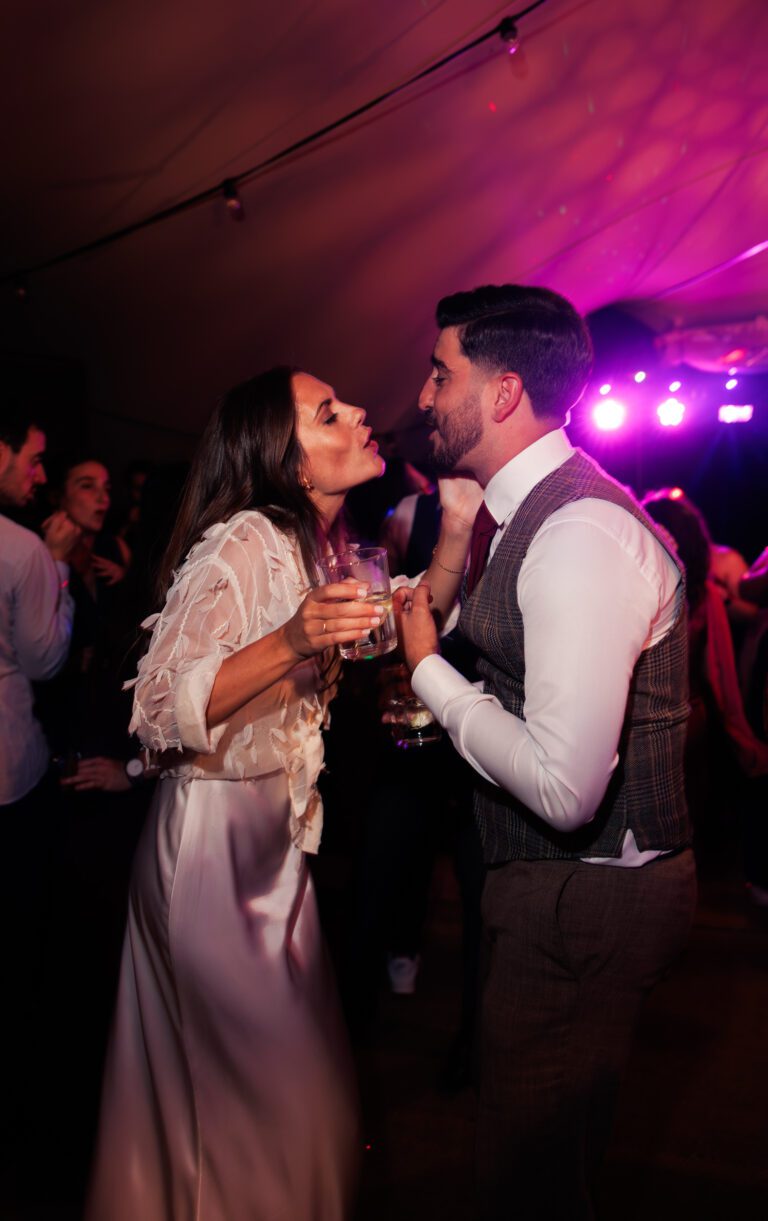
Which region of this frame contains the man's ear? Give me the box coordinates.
[490,372,524,423]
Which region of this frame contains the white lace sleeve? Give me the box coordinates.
[128,517,289,754]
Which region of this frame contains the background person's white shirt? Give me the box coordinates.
[411,430,684,867]
[0,514,74,804]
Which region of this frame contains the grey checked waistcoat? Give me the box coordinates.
[458,450,691,863]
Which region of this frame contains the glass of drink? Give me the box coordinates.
[387,695,442,749]
[317,546,398,660]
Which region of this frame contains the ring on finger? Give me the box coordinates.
[322,620,327,635]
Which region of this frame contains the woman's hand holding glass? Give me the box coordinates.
[283,578,382,659]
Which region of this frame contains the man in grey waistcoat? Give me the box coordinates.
[395,284,696,1220]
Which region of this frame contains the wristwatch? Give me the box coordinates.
[125,757,145,787]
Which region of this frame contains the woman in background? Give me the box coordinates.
[86,366,477,1221]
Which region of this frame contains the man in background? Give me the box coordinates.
[0,401,79,1191]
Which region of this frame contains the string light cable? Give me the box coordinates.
[2,3,549,289]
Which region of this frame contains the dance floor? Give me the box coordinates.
[353,844,768,1221]
[3,825,766,1220]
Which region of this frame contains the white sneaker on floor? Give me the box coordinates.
[387,954,420,995]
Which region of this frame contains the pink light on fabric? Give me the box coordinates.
[657,397,686,427]
[718,404,754,423]
[592,398,626,431]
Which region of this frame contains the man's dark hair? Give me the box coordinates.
[0,402,47,451]
[436,284,593,422]
[642,490,711,611]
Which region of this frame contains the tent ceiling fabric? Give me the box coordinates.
[2,0,767,437]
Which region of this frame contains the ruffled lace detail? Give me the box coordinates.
[125,511,330,851]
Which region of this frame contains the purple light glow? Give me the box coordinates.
[668,380,682,393]
[633,371,646,383]
[718,404,754,424]
[657,397,686,427]
[725,377,738,390]
[593,398,627,431]
[599,383,612,395]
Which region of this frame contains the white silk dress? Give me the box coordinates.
[86,511,360,1221]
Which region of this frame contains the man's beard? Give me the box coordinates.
[429,391,483,474]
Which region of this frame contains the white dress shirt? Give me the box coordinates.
[411,430,684,866]
[0,514,74,803]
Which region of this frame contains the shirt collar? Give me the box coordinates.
[484,428,574,527]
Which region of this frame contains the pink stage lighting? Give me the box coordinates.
[633,371,646,383]
[725,377,738,390]
[669,487,684,500]
[668,380,682,393]
[593,398,626,431]
[718,404,754,424]
[657,397,686,427]
[598,383,611,395]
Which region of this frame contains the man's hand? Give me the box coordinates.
[393,582,440,673]
[61,756,131,793]
[43,511,81,562]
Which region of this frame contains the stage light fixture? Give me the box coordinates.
[599,383,611,395]
[593,399,626,431]
[669,488,684,500]
[633,371,646,383]
[725,377,738,390]
[657,398,686,427]
[668,380,681,393]
[718,404,753,424]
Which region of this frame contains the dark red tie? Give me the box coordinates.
[465,501,499,597]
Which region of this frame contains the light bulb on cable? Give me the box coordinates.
[499,18,519,54]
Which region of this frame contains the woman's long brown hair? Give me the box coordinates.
[156,366,345,601]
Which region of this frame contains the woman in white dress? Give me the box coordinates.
[86,367,477,1221]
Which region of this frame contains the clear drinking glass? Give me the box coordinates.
[387,694,442,749]
[317,546,398,661]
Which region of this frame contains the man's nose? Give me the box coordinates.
[417,377,434,412]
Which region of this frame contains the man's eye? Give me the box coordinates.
[323,412,338,425]
[432,375,446,387]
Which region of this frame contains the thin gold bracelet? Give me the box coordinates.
[431,545,465,575]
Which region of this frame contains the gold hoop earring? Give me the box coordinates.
[299,475,314,492]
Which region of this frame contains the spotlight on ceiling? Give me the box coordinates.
[593,399,627,431]
[657,398,686,427]
[718,404,754,424]
[669,488,684,500]
[668,380,682,393]
[633,371,647,383]
[725,377,738,390]
[599,383,611,395]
